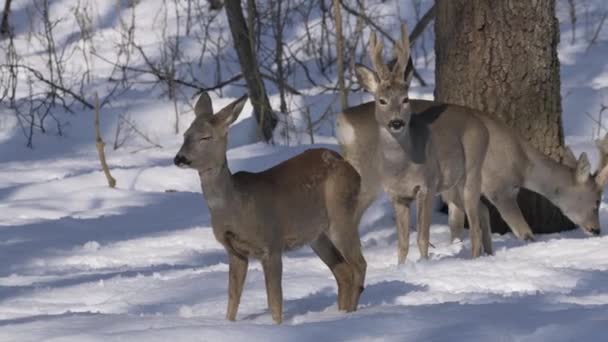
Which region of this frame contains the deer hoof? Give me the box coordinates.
[523,233,535,242]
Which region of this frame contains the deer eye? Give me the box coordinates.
[402,97,409,104]
[378,98,388,105]
[199,136,212,142]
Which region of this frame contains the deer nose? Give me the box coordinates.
[174,154,191,167]
[589,227,601,236]
[388,119,406,132]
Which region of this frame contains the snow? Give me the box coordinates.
[0,0,607,340]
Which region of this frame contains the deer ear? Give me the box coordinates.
[576,152,591,184]
[214,95,248,129]
[194,92,213,118]
[562,146,578,168]
[355,63,379,93]
[595,164,608,188]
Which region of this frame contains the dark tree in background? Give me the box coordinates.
[435,0,575,234]
[1,0,13,37]
[224,0,277,142]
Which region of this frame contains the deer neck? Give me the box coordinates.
[198,158,237,213]
[378,121,430,166]
[523,147,576,202]
[378,125,431,193]
[379,126,414,165]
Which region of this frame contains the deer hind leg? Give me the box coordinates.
[463,175,483,258]
[324,165,366,311]
[226,252,248,321]
[328,228,367,312]
[490,192,535,241]
[479,201,493,255]
[326,202,367,312]
[442,191,465,243]
[448,203,465,243]
[310,233,353,311]
[261,251,283,324]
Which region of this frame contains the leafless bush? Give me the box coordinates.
[585,103,608,139]
[2,0,440,148]
[113,112,163,151]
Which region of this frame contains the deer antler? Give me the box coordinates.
[391,24,411,82]
[368,31,390,80]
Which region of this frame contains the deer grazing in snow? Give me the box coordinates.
[174,93,366,324]
[349,25,492,263]
[338,26,606,264]
[447,126,607,242]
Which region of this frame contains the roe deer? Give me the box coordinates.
[174,93,366,324]
[447,123,607,241]
[338,29,606,260]
[350,25,492,263]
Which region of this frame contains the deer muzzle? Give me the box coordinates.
[174,154,192,168]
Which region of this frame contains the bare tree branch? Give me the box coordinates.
[1,64,94,109]
[94,92,117,188]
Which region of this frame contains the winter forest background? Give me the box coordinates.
[0,0,608,340]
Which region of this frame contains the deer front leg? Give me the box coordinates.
[490,192,535,241]
[447,201,465,243]
[226,252,248,321]
[261,251,283,324]
[479,201,493,255]
[392,197,412,264]
[463,186,483,258]
[416,189,434,260]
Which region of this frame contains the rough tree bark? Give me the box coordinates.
[1,0,13,37]
[224,0,277,142]
[435,0,575,234]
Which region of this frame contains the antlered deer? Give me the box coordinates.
[338,26,605,264]
[350,25,492,263]
[174,93,366,324]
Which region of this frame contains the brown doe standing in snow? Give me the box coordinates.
[174,93,366,324]
[338,26,606,264]
[350,25,492,263]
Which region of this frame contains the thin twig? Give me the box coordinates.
[1,64,94,109]
[94,92,117,188]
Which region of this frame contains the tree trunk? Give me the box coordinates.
[208,0,224,11]
[435,0,575,234]
[1,0,13,37]
[333,0,348,110]
[224,0,276,142]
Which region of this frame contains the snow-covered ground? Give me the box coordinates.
[1,141,608,341]
[1,0,608,341]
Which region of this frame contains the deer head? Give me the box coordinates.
[355,25,414,136]
[174,93,248,171]
[558,134,608,236]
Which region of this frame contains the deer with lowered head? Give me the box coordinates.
[338,26,605,264]
[174,93,366,324]
[349,25,493,263]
